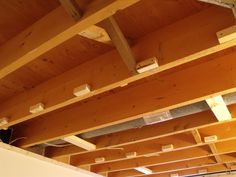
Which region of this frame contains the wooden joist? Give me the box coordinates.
[70,133,197,166]
[102,16,137,74]
[206,95,232,121]
[45,110,217,158]
[90,143,236,173]
[0,0,139,80]
[142,164,227,177]
[70,123,236,167]
[107,157,217,177]
[62,136,96,151]
[12,45,236,147]
[0,6,234,131]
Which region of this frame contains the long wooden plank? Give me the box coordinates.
[90,142,236,173]
[0,0,139,79]
[12,46,236,147]
[107,157,218,177]
[70,133,197,166]
[145,165,227,177]
[102,16,136,74]
[70,123,236,167]
[0,7,234,131]
[46,110,216,157]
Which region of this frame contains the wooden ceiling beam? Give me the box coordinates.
[46,110,216,158]
[70,133,197,166]
[90,142,236,173]
[107,157,218,177]
[12,40,236,148]
[0,6,234,131]
[206,95,232,121]
[0,0,139,80]
[68,121,236,167]
[144,164,227,177]
[59,0,112,44]
[102,16,137,74]
[62,136,96,151]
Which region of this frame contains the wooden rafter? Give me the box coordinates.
[0,6,234,131]
[0,0,139,80]
[12,47,236,147]
[102,16,137,74]
[107,157,218,177]
[89,144,235,173]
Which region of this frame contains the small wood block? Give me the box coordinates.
[204,135,218,143]
[29,103,45,114]
[170,173,178,177]
[95,157,105,163]
[0,117,8,127]
[217,25,236,44]
[136,57,158,73]
[125,152,137,158]
[73,84,91,97]
[198,169,208,174]
[161,144,174,152]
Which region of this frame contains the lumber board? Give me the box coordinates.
[0,0,139,79]
[0,6,234,131]
[12,46,236,147]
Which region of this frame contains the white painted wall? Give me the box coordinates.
[0,142,102,177]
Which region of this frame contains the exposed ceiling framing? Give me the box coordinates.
[1,0,236,177]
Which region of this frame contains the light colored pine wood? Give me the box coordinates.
[12,47,236,148]
[0,7,234,131]
[0,0,140,80]
[63,136,96,151]
[102,16,137,74]
[191,129,202,144]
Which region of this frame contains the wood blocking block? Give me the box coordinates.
[95,157,105,163]
[204,135,218,143]
[136,57,158,73]
[125,152,137,158]
[73,84,91,97]
[161,144,174,152]
[29,103,45,114]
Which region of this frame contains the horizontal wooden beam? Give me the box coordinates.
[206,95,232,121]
[0,0,139,80]
[46,109,217,157]
[90,139,236,173]
[79,25,112,45]
[12,39,236,147]
[102,16,137,74]
[59,119,236,167]
[70,133,197,166]
[144,164,227,177]
[62,136,96,151]
[0,6,234,131]
[107,157,218,177]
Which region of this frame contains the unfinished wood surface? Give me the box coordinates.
[63,136,96,151]
[0,0,60,46]
[12,46,236,147]
[0,0,210,103]
[90,144,236,173]
[191,129,203,144]
[59,0,82,21]
[45,110,217,157]
[90,140,236,174]
[141,164,227,177]
[0,6,234,131]
[70,125,236,167]
[0,0,140,79]
[102,16,136,74]
[107,157,217,177]
[79,25,112,44]
[70,133,197,166]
